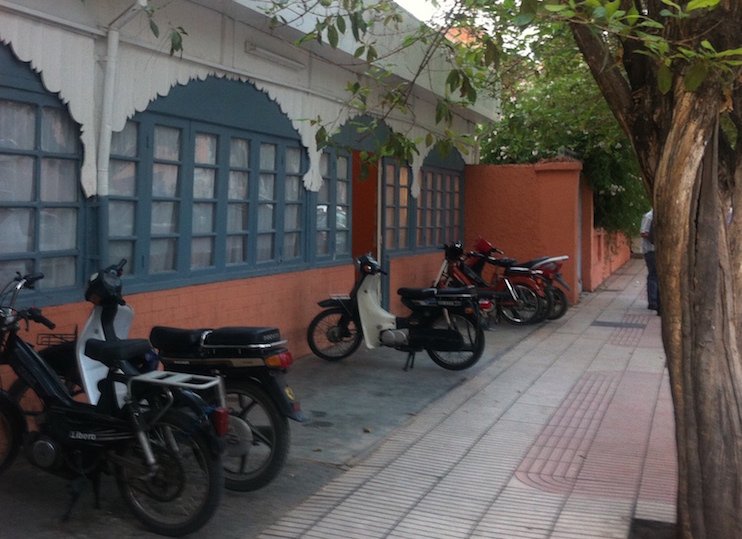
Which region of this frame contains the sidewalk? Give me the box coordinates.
[257,257,677,539]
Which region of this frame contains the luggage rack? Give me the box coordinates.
[37,331,77,346]
[127,370,226,404]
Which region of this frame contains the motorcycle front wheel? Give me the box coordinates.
[499,284,541,325]
[115,409,223,537]
[223,381,290,491]
[426,313,485,370]
[307,307,363,361]
[547,286,569,320]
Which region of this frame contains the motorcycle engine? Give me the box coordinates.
[380,329,408,347]
[26,432,61,470]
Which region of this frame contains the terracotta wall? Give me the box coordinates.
[464,161,584,304]
[463,161,631,304]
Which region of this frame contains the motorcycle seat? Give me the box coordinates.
[436,286,477,296]
[397,287,437,300]
[150,326,283,355]
[503,267,534,276]
[84,338,152,369]
[519,256,550,268]
[490,257,517,267]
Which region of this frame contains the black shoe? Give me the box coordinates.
[648,304,658,310]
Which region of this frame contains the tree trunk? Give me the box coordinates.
[654,88,742,539]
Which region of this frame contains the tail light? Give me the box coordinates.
[265,350,294,369]
[478,299,495,313]
[210,407,230,437]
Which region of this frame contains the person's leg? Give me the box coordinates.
[644,251,659,310]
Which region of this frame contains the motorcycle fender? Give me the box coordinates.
[555,275,571,291]
[260,373,307,423]
[317,297,352,310]
[172,390,225,456]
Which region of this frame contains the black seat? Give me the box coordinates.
[84,338,151,369]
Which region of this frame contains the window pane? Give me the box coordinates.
[316,231,328,255]
[195,133,217,165]
[41,108,77,153]
[385,207,395,227]
[336,206,348,229]
[385,229,395,247]
[284,204,300,229]
[152,164,179,197]
[40,208,77,251]
[150,238,176,272]
[256,234,273,261]
[0,158,34,200]
[0,209,33,251]
[316,205,328,229]
[317,180,329,204]
[194,168,215,198]
[337,156,348,179]
[399,167,409,187]
[154,126,181,160]
[284,232,300,258]
[39,256,76,288]
[111,122,138,157]
[336,230,349,254]
[399,187,408,207]
[259,174,274,200]
[320,153,329,177]
[0,100,35,150]
[257,204,274,231]
[385,165,396,185]
[227,203,248,232]
[41,159,77,202]
[109,201,135,236]
[260,143,276,170]
[399,228,407,249]
[151,202,179,234]
[109,241,134,270]
[226,235,247,264]
[191,237,214,268]
[0,260,32,285]
[109,160,136,196]
[230,138,249,168]
[337,180,348,204]
[228,171,248,199]
[399,207,408,225]
[286,147,301,174]
[385,185,394,204]
[285,176,301,201]
[192,203,214,234]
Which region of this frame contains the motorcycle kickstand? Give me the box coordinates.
[403,352,416,371]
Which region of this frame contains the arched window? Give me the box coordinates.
[0,45,83,296]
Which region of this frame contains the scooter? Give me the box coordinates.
[0,271,227,536]
[24,259,304,492]
[307,253,485,371]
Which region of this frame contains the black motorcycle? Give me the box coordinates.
[22,259,304,492]
[0,272,226,536]
[307,253,486,370]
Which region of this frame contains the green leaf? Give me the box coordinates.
[657,63,672,94]
[327,25,339,48]
[700,40,715,52]
[660,0,681,10]
[715,47,742,57]
[149,19,160,38]
[686,0,720,11]
[626,5,640,25]
[336,15,346,34]
[684,61,708,91]
[638,19,664,29]
[446,70,461,92]
[354,45,365,58]
[544,4,567,12]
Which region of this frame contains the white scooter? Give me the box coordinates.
[307,253,486,371]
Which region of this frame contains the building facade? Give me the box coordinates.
[0,0,495,355]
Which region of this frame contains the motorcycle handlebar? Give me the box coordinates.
[24,307,56,330]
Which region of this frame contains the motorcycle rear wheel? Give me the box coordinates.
[116,409,223,537]
[223,381,290,491]
[426,313,485,370]
[307,307,363,361]
[546,286,569,320]
[499,284,541,325]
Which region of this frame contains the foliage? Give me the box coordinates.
[480,24,648,235]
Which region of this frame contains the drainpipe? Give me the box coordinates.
[97,0,148,197]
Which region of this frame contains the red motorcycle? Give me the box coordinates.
[468,238,570,320]
[433,242,552,325]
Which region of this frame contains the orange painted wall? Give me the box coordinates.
[464,162,583,304]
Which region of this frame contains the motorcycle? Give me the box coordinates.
[16,259,305,492]
[0,271,226,536]
[468,238,570,320]
[433,242,552,325]
[307,253,485,371]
